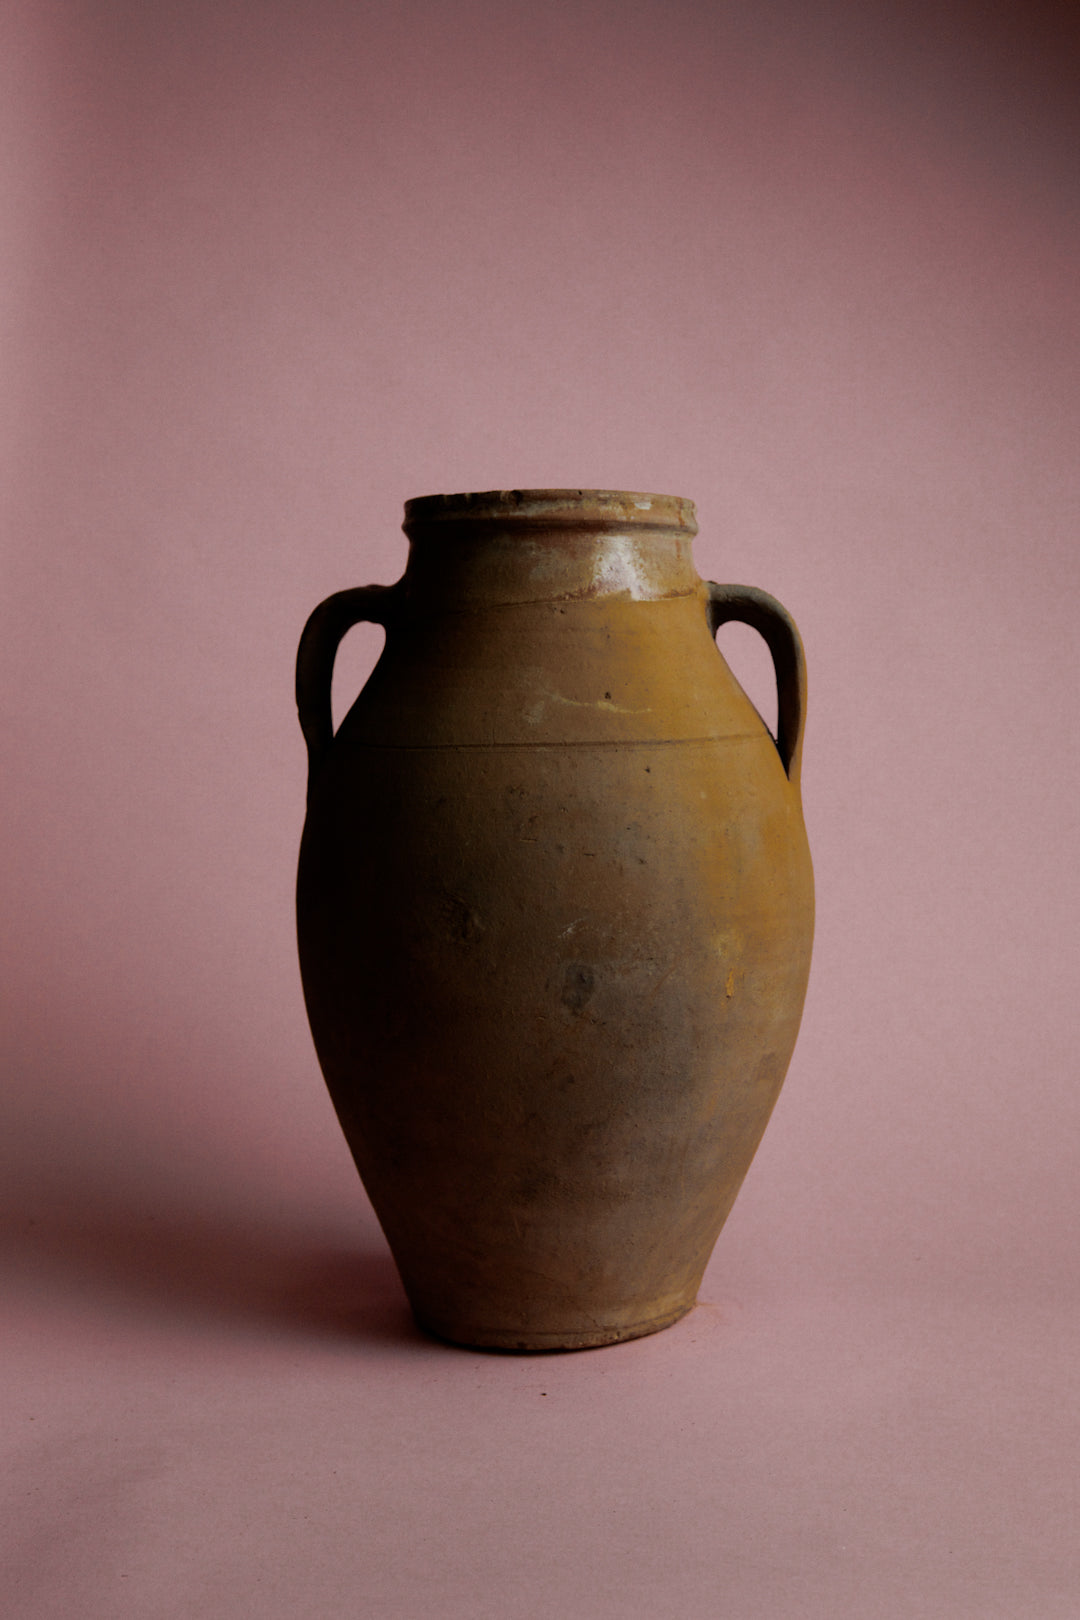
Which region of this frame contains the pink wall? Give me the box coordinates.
[3,2,1078,1613]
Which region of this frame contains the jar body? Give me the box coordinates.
[297,492,813,1349]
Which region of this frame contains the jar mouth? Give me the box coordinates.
[403,488,697,536]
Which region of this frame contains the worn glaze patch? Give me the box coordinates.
[590,533,651,599]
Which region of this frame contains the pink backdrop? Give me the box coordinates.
[3,1,1078,1614]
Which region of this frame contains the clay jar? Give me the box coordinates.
[296,490,813,1349]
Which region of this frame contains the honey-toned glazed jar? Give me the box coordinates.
[297,490,813,1349]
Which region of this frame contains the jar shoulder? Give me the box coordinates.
[337,592,769,749]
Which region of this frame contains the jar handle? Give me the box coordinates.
[707,582,807,789]
[296,584,396,801]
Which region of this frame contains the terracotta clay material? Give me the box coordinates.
[296,490,814,1350]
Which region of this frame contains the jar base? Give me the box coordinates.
[413,1300,696,1353]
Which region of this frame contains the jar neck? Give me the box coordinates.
[399,489,701,609]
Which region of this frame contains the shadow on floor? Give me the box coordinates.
[1,1170,426,1350]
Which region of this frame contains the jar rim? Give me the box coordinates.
[403,489,697,535]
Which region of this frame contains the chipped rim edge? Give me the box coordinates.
[403,488,698,536]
